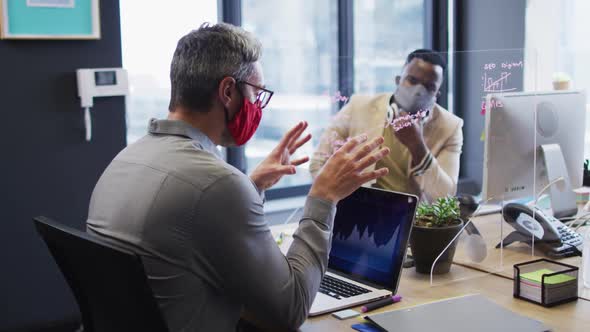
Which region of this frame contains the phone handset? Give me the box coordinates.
[496,203,583,257]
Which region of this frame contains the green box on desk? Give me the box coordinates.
[514,259,578,307]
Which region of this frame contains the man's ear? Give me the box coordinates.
[395,75,401,86]
[218,76,237,108]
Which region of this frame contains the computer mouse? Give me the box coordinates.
[463,234,488,263]
[457,193,479,221]
[456,194,487,262]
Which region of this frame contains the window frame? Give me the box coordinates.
[220,0,248,175]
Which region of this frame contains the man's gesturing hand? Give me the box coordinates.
[250,121,311,191]
[310,135,390,203]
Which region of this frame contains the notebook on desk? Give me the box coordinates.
[365,294,550,332]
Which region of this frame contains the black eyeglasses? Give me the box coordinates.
[237,80,274,109]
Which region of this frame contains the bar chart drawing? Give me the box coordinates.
[482,71,517,93]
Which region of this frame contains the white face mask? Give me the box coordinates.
[393,84,436,114]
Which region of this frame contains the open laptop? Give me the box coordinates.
[309,186,418,316]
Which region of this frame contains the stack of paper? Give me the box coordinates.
[574,187,590,204]
[519,268,577,304]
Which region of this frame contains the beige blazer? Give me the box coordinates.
[309,93,464,203]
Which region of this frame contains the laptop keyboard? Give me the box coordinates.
[318,275,371,300]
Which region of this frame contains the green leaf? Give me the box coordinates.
[415,196,461,227]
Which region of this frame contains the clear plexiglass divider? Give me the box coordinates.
[426,48,587,290]
[425,48,534,287]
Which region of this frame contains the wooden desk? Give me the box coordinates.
[454,212,590,300]
[271,213,590,332]
[301,266,590,331]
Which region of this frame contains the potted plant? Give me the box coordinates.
[409,196,464,274]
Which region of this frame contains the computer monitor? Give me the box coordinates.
[482,90,587,218]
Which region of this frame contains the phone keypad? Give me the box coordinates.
[554,221,583,248]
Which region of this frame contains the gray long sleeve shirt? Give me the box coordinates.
[86,119,336,332]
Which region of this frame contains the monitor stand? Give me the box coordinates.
[540,144,577,218]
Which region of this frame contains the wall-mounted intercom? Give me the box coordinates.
[76,68,129,141]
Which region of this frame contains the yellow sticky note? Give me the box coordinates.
[520,268,576,285]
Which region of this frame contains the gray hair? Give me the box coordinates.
[168,22,262,112]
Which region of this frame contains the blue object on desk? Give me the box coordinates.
[351,322,382,332]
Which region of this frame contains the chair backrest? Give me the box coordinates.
[33,216,169,332]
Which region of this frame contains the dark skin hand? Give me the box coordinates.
[392,58,443,167]
[394,112,429,166]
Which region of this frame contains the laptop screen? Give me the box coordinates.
[329,187,417,290]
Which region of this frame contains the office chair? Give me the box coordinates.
[33,216,169,332]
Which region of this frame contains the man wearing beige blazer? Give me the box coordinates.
[310,49,463,203]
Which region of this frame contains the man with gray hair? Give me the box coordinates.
[86,23,389,331]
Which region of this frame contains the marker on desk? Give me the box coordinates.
[360,295,402,313]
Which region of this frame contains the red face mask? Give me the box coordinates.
[226,97,262,146]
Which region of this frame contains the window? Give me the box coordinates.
[525,0,590,158]
[120,1,217,144]
[242,0,426,196]
[354,0,425,94]
[121,1,432,199]
[242,1,339,189]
